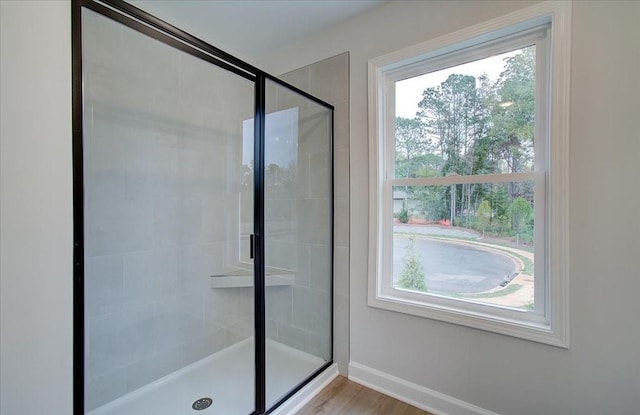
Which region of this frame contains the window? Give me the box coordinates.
[368,2,570,347]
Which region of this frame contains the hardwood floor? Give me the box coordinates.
[295,376,432,415]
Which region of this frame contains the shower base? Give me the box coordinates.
[88,339,326,415]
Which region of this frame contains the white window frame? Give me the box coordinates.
[368,1,570,348]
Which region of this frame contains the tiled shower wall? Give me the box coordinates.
[264,82,333,361]
[275,53,350,374]
[83,11,254,410]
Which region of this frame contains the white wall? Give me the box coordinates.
[260,1,640,414]
[0,1,73,415]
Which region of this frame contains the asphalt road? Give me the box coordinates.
[392,237,518,293]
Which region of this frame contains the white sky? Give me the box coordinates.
[395,50,521,119]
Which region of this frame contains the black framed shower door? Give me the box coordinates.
[72,1,334,414]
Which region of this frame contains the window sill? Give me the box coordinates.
[368,289,568,348]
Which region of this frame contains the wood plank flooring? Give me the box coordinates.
[296,376,432,415]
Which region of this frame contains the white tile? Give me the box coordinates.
[292,286,331,335]
[279,66,310,93]
[224,317,252,347]
[86,254,125,317]
[123,303,156,363]
[125,347,182,393]
[295,243,311,287]
[276,322,310,353]
[334,195,350,248]
[86,196,154,256]
[296,153,311,199]
[333,101,350,151]
[178,52,224,113]
[296,198,331,245]
[205,288,243,328]
[266,286,293,325]
[181,243,225,294]
[82,9,123,71]
[120,22,179,99]
[274,80,311,113]
[156,293,205,351]
[123,251,154,305]
[88,304,155,379]
[310,244,331,292]
[86,118,126,203]
[149,144,180,199]
[151,248,182,299]
[154,197,203,248]
[309,332,332,361]
[333,246,350,297]
[181,329,225,366]
[310,151,331,199]
[240,286,255,317]
[180,148,220,198]
[309,53,349,104]
[85,368,127,411]
[298,106,331,157]
[266,319,278,341]
[220,74,255,122]
[202,197,231,243]
[266,238,298,270]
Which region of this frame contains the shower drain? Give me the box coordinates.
[192,397,213,410]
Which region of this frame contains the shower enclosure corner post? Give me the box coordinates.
[253,72,267,414]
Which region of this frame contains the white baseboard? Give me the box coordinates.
[271,363,339,415]
[348,361,500,415]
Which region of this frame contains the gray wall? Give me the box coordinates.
[277,53,350,375]
[81,10,255,410]
[259,1,640,414]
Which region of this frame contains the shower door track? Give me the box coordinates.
[71,1,335,414]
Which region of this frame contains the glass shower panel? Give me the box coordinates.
[263,79,333,408]
[82,9,255,414]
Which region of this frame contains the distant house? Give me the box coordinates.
[393,189,420,214]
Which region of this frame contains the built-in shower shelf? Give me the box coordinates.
[210,268,294,288]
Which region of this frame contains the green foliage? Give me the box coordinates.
[489,47,536,174]
[509,197,533,244]
[510,197,532,230]
[398,238,427,292]
[418,74,488,177]
[395,117,430,178]
[397,202,410,224]
[476,200,491,235]
[414,185,448,221]
[491,185,510,219]
[393,47,536,242]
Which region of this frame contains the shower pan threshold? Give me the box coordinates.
[88,339,327,415]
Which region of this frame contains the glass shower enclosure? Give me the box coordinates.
[73,1,333,414]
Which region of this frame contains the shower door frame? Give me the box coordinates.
[71,1,334,414]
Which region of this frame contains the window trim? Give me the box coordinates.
[367,1,570,348]
[385,33,548,323]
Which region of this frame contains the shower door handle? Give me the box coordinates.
[250,234,255,259]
